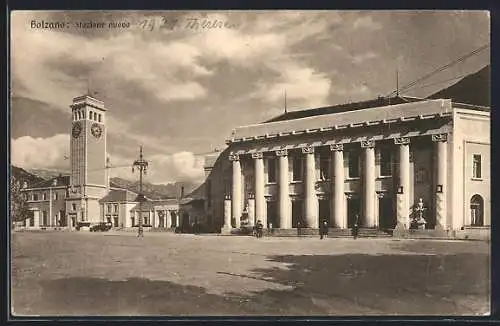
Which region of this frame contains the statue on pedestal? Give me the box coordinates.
[412,198,427,230]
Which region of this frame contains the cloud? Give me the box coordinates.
[352,51,378,64]
[353,16,382,30]
[252,63,332,108]
[108,151,205,184]
[11,134,70,170]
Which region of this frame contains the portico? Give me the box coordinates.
[224,98,460,232]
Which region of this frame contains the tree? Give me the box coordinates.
[10,176,30,227]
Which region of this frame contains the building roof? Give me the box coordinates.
[26,175,70,189]
[129,198,179,211]
[228,98,453,144]
[264,96,419,124]
[99,189,138,203]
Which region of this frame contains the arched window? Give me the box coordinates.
[470,194,484,226]
[89,111,93,120]
[98,114,102,122]
[82,111,86,119]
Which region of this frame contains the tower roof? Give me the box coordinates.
[71,94,107,111]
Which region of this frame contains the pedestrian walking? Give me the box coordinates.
[320,219,328,239]
[297,220,302,237]
[352,214,359,240]
[256,220,264,238]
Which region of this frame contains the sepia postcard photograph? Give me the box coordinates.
[9,10,490,318]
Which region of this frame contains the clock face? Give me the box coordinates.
[91,123,103,139]
[72,122,82,138]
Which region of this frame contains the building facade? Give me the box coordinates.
[205,97,489,234]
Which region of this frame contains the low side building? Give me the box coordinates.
[21,175,70,228]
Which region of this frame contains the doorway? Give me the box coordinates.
[378,195,396,229]
[470,194,484,226]
[347,196,360,228]
[292,200,303,228]
[266,201,277,228]
[318,199,330,227]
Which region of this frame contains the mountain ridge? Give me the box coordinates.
[12,166,198,199]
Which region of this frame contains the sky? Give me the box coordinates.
[10,10,490,184]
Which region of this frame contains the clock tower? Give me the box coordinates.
[67,94,108,226]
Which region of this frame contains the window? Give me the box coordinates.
[82,111,86,119]
[473,154,482,179]
[43,193,47,200]
[379,148,392,177]
[267,158,277,183]
[89,111,93,120]
[292,157,303,181]
[98,114,102,122]
[114,204,118,213]
[33,193,39,201]
[54,192,58,200]
[319,155,330,180]
[72,203,76,211]
[348,151,360,178]
[107,204,112,213]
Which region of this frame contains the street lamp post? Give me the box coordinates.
[132,145,148,238]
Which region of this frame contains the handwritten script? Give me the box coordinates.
[138,16,238,32]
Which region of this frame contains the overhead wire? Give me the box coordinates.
[387,43,490,97]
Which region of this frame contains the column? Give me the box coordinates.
[303,146,318,228]
[362,140,376,227]
[223,195,232,230]
[49,189,53,226]
[395,137,411,230]
[175,211,180,228]
[247,193,255,226]
[230,153,242,228]
[433,134,448,230]
[277,149,291,229]
[330,144,345,228]
[253,152,266,228]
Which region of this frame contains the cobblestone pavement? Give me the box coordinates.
[11,232,490,316]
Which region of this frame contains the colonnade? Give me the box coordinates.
[224,134,448,230]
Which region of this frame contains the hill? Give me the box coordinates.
[109,177,198,199]
[11,166,46,186]
[11,165,198,199]
[429,65,490,107]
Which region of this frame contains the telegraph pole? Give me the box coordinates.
[132,145,148,238]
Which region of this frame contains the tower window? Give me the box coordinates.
[43,193,47,200]
[114,204,118,213]
[89,111,93,120]
[82,111,86,119]
[473,154,482,179]
[33,193,38,201]
[72,203,76,211]
[98,114,102,123]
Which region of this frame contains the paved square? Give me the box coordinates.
[11,232,490,316]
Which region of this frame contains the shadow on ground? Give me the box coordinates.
[12,253,489,316]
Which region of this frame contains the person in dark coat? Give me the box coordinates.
[352,214,360,239]
[255,220,264,238]
[297,220,302,237]
[320,219,328,239]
